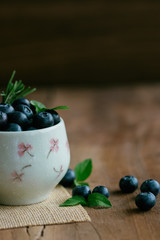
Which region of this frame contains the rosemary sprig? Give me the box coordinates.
[1,70,36,104]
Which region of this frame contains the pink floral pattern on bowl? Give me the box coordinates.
[10,171,24,182]
[53,165,63,179]
[10,138,67,183]
[18,143,34,157]
[10,164,32,182]
[47,138,59,159]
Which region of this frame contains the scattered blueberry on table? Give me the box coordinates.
[140,179,160,196]
[119,175,159,211]
[72,185,91,200]
[60,158,159,211]
[135,192,156,211]
[92,186,110,198]
[60,169,76,187]
[119,175,138,193]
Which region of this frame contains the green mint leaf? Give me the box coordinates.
[53,106,70,110]
[30,101,69,113]
[74,179,89,186]
[30,100,46,113]
[74,158,92,182]
[59,195,87,207]
[88,193,112,208]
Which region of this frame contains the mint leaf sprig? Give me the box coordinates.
[59,158,112,208]
[60,193,112,208]
[1,70,36,104]
[60,195,87,207]
[30,100,69,113]
[74,158,92,187]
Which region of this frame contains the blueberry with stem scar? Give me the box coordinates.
[135,192,156,211]
[119,176,138,193]
[33,112,54,129]
[14,104,33,119]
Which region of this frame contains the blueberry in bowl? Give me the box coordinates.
[33,112,54,129]
[0,104,14,114]
[14,104,33,119]
[8,111,30,129]
[5,123,22,132]
[46,109,61,125]
[12,97,31,108]
[0,111,8,130]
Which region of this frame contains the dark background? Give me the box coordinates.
[0,0,160,87]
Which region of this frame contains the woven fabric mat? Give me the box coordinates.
[0,185,91,230]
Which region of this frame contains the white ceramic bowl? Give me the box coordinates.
[0,118,70,205]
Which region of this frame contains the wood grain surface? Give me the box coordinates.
[0,86,160,240]
[0,1,160,85]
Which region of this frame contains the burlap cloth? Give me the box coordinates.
[0,185,91,230]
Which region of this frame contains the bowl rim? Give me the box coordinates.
[0,117,64,135]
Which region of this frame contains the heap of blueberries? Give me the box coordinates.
[60,170,160,211]
[0,98,60,131]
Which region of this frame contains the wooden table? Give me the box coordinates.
[0,86,160,240]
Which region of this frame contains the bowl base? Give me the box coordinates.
[0,192,50,206]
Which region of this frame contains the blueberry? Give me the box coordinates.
[60,169,76,187]
[140,179,160,196]
[119,175,138,193]
[33,112,54,129]
[72,185,91,200]
[14,104,33,119]
[5,123,22,131]
[135,192,156,211]
[12,98,30,108]
[8,111,29,128]
[26,126,37,131]
[0,104,14,114]
[30,103,36,114]
[46,110,60,125]
[92,185,110,198]
[0,111,8,130]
